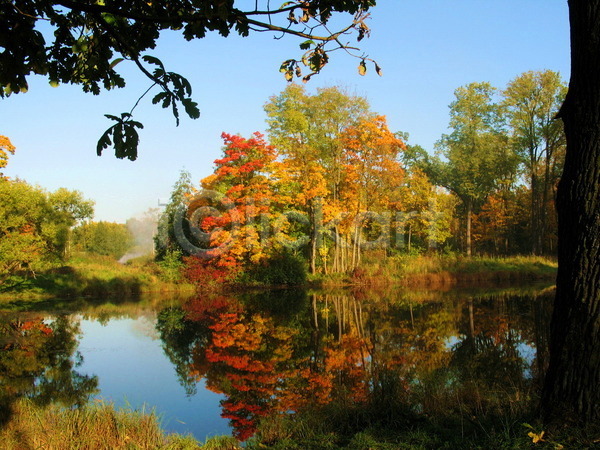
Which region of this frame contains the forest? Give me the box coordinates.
[153,71,564,285]
[1,71,564,290]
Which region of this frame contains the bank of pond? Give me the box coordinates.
[0,253,557,303]
[2,280,597,449]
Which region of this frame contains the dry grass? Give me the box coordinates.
[0,399,201,449]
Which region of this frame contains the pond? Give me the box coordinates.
[0,283,555,442]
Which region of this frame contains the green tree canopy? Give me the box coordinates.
[503,70,566,255]
[0,178,94,280]
[72,221,134,259]
[433,82,517,256]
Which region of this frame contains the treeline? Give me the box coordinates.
[156,70,565,281]
[0,171,94,283]
[0,141,149,286]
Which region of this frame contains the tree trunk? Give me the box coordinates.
[540,0,600,423]
[466,198,473,256]
[309,198,323,274]
[531,171,542,255]
[541,149,551,254]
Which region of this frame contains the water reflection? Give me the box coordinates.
[0,314,98,424]
[157,286,554,441]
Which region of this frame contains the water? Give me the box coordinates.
[0,284,554,442]
[77,316,230,439]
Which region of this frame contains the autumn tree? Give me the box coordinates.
[264,84,372,273]
[1,1,376,159]
[503,70,566,255]
[197,132,283,273]
[434,82,517,256]
[0,135,15,175]
[471,191,517,255]
[339,115,405,266]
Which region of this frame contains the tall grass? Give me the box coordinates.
[0,399,200,449]
[343,253,558,287]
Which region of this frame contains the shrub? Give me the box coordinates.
[247,251,307,285]
[156,249,184,282]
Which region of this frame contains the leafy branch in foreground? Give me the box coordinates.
[97,113,143,161]
[1,0,379,159]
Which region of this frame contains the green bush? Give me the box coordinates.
[156,249,184,282]
[248,251,307,285]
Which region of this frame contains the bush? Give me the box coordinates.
[156,249,184,282]
[248,251,307,285]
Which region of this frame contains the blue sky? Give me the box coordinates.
[1,1,570,222]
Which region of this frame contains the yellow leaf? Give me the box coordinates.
[527,430,545,443]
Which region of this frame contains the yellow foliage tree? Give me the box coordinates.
[0,135,15,173]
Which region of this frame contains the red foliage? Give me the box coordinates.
[183,295,242,323]
[183,255,239,286]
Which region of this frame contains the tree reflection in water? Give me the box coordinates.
[0,314,99,424]
[157,287,553,441]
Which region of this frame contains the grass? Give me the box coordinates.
[0,398,201,449]
[0,252,195,303]
[328,253,558,288]
[245,393,600,449]
[4,397,597,450]
[0,398,250,449]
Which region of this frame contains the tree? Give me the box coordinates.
[0,135,15,174]
[540,0,600,423]
[1,1,377,159]
[503,70,566,255]
[199,132,280,271]
[434,82,517,256]
[46,187,95,259]
[265,84,372,273]
[0,178,48,280]
[339,115,405,265]
[72,221,134,259]
[0,178,94,279]
[154,170,195,260]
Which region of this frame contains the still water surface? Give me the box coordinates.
[0,284,554,442]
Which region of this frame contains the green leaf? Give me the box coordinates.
[152,92,168,105]
[299,40,314,50]
[97,113,144,160]
[182,98,200,119]
[142,55,163,67]
[109,58,124,69]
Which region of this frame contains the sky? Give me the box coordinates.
[1,1,570,223]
